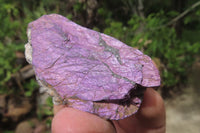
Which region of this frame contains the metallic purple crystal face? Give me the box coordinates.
[26,14,160,120]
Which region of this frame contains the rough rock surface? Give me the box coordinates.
[25,14,160,120]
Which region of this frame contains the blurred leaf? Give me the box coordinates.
[167,10,179,17]
[46,97,53,107]
[24,79,39,97]
[45,118,52,128]
[195,9,200,16]
[184,16,192,24]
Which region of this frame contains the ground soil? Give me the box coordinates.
[165,86,200,133]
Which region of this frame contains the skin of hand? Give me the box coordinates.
[51,88,166,133]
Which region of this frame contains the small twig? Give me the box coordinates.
[11,65,35,81]
[166,1,200,26]
[123,0,137,15]
[11,65,35,94]
[146,1,200,31]
[19,65,35,80]
[137,0,144,18]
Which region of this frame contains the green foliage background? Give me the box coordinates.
[1,0,199,95]
[0,0,200,132]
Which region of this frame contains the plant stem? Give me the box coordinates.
[167,1,200,26]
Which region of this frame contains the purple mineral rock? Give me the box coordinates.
[25,14,160,120]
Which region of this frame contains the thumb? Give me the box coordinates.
[136,88,166,129]
[113,88,166,133]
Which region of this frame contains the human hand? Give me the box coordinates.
[52,88,166,133]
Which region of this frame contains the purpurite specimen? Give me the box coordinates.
[25,14,160,120]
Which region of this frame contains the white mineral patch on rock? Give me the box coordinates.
[25,43,32,64]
